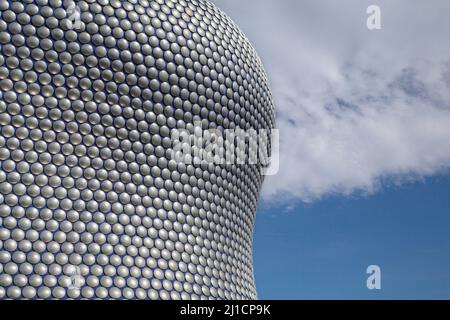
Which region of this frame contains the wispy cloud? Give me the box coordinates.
[213,0,450,202]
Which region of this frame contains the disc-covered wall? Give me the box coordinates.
[0,0,275,299]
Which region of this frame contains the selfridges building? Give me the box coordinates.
[0,0,275,299]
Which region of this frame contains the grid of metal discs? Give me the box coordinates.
[0,0,275,299]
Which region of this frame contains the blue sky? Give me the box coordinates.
[254,175,450,299]
[211,0,450,299]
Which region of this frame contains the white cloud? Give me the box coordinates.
[213,0,450,202]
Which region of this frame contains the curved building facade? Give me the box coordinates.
[0,0,275,299]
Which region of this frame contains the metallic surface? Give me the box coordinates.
[0,0,275,299]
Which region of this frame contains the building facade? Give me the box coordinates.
[0,0,275,299]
